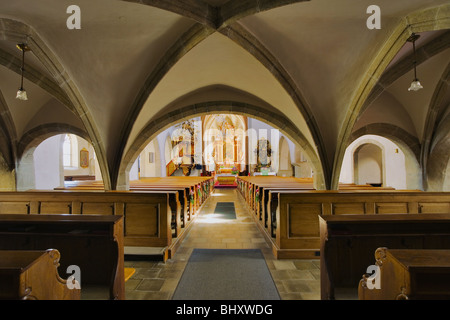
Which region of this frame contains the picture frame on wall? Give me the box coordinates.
[80,148,89,168]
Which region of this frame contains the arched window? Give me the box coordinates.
[63,135,72,167]
[62,134,78,167]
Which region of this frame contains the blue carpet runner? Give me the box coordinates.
[212,202,237,220]
[172,249,281,300]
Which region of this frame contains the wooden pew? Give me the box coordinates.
[56,176,215,220]
[338,183,396,190]
[57,182,191,233]
[237,176,399,219]
[236,176,315,217]
[358,248,450,300]
[4,176,216,261]
[132,176,214,210]
[239,189,450,261]
[64,175,96,181]
[0,249,81,300]
[129,177,214,235]
[0,214,124,300]
[319,214,450,300]
[0,191,176,261]
[131,179,210,218]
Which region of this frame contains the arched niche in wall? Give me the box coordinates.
[353,143,384,187]
[278,136,292,177]
[340,135,408,190]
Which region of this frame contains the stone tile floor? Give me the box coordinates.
[124,188,321,300]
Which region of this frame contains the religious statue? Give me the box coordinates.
[254,138,272,172]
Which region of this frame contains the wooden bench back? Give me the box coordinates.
[0,191,172,248]
[243,189,450,259]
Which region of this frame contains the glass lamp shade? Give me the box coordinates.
[16,88,28,100]
[408,79,423,92]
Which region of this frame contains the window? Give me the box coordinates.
[62,134,78,167]
[63,135,72,167]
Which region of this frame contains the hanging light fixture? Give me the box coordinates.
[407,33,423,92]
[16,43,30,100]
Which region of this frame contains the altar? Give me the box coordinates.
[216,174,237,185]
[215,166,238,187]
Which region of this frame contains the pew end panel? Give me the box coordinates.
[358,248,450,300]
[320,214,450,300]
[0,214,125,300]
[123,195,172,248]
[0,249,81,300]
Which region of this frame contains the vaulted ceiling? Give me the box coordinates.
[0,0,448,190]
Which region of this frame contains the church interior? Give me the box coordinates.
[0,0,449,302]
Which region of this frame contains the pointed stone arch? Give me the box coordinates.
[117,101,324,190]
[15,124,96,191]
[332,3,450,190]
[421,62,450,190]
[0,89,17,171]
[0,17,111,190]
[427,112,450,191]
[17,123,91,161]
[112,17,328,189]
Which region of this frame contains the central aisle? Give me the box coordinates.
[124,188,321,300]
[182,188,271,251]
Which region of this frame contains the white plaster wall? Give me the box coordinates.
[139,139,161,178]
[158,128,172,177]
[34,135,63,190]
[32,134,101,190]
[340,135,407,189]
[63,135,98,178]
[129,158,139,181]
[94,155,102,180]
[356,144,382,184]
[16,148,36,191]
